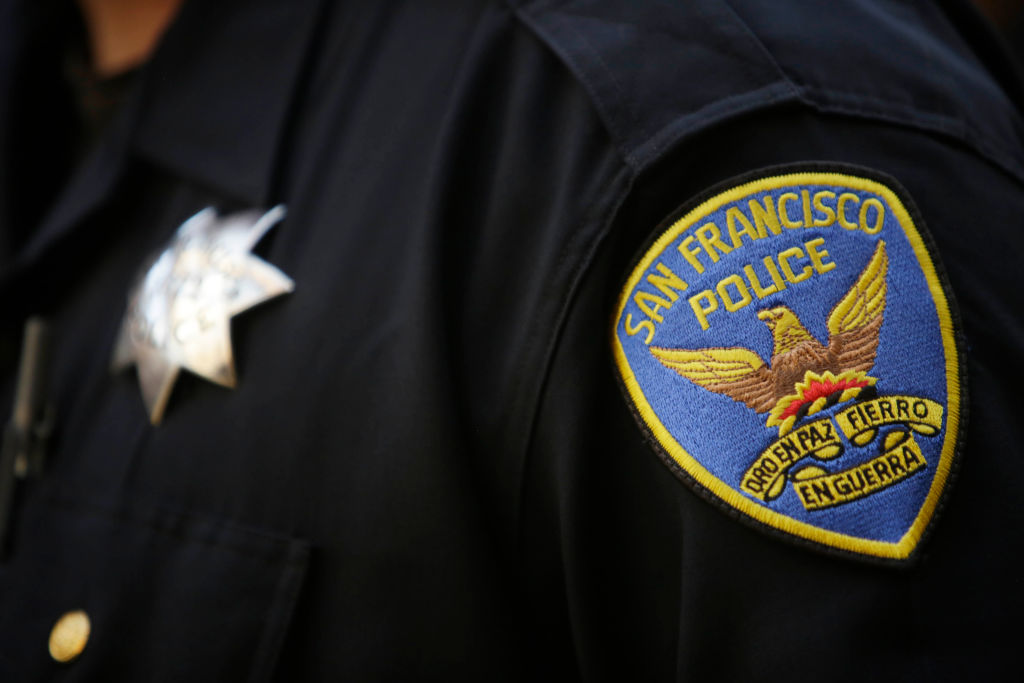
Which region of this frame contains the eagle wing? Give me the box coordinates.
[827,240,887,372]
[650,346,776,413]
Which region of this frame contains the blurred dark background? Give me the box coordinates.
[975,0,1024,65]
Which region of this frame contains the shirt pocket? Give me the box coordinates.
[0,497,309,682]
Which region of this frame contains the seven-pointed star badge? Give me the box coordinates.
[112,206,294,424]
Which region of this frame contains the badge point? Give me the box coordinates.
[114,206,292,424]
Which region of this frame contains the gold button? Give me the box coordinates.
[48,610,91,663]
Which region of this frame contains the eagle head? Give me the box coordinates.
[757,306,801,330]
[757,306,815,356]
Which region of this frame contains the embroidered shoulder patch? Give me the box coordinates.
[612,164,965,562]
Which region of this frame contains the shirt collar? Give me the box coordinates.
[0,0,324,301]
[131,0,326,206]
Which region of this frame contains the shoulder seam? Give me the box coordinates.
[506,0,801,171]
[722,0,1024,183]
[509,0,1024,184]
[505,0,635,169]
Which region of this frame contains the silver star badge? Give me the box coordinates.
[113,205,294,424]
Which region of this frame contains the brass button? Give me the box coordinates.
[48,610,91,663]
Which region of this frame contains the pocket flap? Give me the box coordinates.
[0,499,309,682]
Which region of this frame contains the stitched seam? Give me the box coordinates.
[515,164,635,676]
[719,0,796,88]
[43,494,307,560]
[721,0,1024,184]
[631,83,799,169]
[797,85,1024,185]
[248,541,311,683]
[506,0,639,170]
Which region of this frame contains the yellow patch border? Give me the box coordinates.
[611,170,961,559]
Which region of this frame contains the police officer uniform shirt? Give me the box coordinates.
[0,0,1022,680]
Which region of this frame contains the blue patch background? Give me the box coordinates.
[617,183,948,543]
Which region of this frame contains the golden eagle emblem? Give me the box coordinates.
[651,241,888,434]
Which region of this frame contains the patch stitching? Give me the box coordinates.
[611,162,967,563]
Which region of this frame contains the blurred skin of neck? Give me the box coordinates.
[76,0,185,77]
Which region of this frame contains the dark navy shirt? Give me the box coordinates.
[1,0,1022,680]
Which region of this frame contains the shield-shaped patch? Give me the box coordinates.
[612,164,965,562]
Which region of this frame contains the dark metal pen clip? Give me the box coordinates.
[0,317,53,559]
